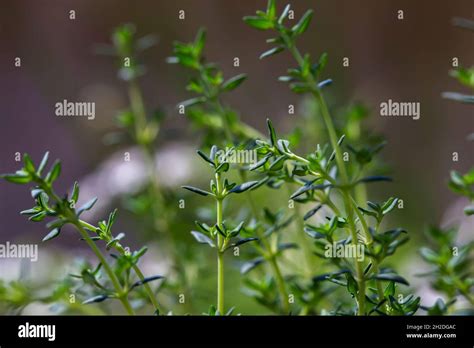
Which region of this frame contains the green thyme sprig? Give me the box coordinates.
[182,146,260,314]
[2,152,164,315]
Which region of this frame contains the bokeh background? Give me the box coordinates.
[0,0,473,314]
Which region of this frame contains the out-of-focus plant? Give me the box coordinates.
[421,21,474,314]
[182,146,259,314]
[99,24,167,236]
[420,227,474,314]
[1,152,164,314]
[243,1,419,315]
[167,28,263,146]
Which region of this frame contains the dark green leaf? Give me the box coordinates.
[292,10,314,36]
[372,273,409,286]
[45,160,61,184]
[260,46,284,59]
[266,118,277,147]
[82,295,109,305]
[71,181,80,204]
[215,162,230,173]
[357,176,392,184]
[243,16,274,30]
[23,154,35,174]
[182,185,212,196]
[227,237,258,250]
[222,74,247,92]
[197,150,215,166]
[229,181,259,194]
[131,275,165,289]
[2,171,32,184]
[303,205,322,220]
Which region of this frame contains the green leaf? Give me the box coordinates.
[195,221,211,233]
[191,231,215,247]
[384,281,396,298]
[249,154,271,171]
[77,197,98,216]
[197,150,215,166]
[215,162,230,173]
[419,247,438,263]
[182,185,212,196]
[2,172,32,184]
[292,10,314,36]
[266,0,276,18]
[23,154,35,174]
[226,237,258,250]
[381,197,398,215]
[37,152,50,175]
[357,176,392,184]
[222,74,247,91]
[278,4,291,24]
[268,156,286,171]
[464,205,474,215]
[345,273,359,297]
[303,205,322,220]
[266,118,277,147]
[71,181,80,203]
[82,294,109,305]
[45,160,61,184]
[42,228,61,242]
[372,273,409,286]
[194,27,206,56]
[29,211,47,222]
[260,46,284,60]
[131,275,165,290]
[243,16,274,30]
[229,181,259,194]
[178,97,206,109]
[241,257,265,274]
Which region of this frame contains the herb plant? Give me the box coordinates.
[183,146,259,314]
[243,1,418,315]
[1,152,163,314]
[1,1,472,318]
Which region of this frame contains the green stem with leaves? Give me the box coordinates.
[38,181,136,315]
[79,220,163,314]
[279,26,371,315]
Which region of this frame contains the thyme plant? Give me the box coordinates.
[182,146,259,314]
[244,1,418,315]
[169,29,297,314]
[1,152,163,314]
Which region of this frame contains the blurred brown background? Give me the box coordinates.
[0,0,473,244]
